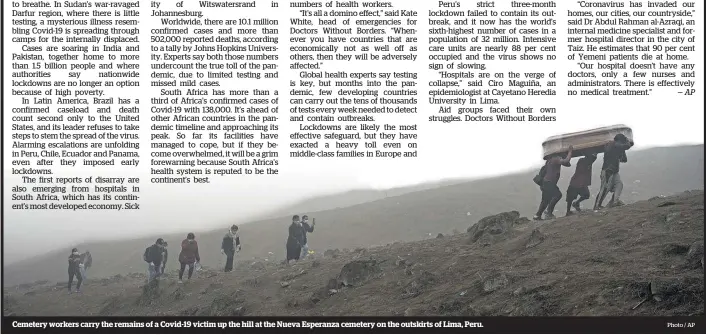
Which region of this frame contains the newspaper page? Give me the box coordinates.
[2,0,704,331]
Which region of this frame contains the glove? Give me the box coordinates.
[220,249,225,255]
[237,245,242,252]
[149,262,154,266]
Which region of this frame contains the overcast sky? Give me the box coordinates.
[3,1,704,263]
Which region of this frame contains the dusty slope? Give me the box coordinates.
[4,191,703,317]
[3,145,703,287]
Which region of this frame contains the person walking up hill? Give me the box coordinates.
[221,225,241,273]
[178,233,200,284]
[286,215,305,263]
[299,215,316,260]
[566,153,597,216]
[79,250,92,280]
[534,146,573,220]
[68,248,83,294]
[144,238,167,283]
[594,134,634,210]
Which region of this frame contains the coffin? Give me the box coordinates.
[542,124,633,159]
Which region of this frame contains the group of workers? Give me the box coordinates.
[140,226,242,285]
[534,133,634,220]
[67,214,318,290]
[64,135,636,291]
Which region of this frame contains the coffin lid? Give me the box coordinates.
[542,124,632,145]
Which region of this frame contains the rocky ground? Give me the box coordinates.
[4,191,703,316]
[5,145,703,288]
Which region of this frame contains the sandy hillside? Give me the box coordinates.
[4,191,703,317]
[3,145,703,287]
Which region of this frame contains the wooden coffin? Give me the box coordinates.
[542,124,633,159]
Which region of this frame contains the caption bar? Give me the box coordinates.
[5,317,704,334]
[12,320,484,330]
